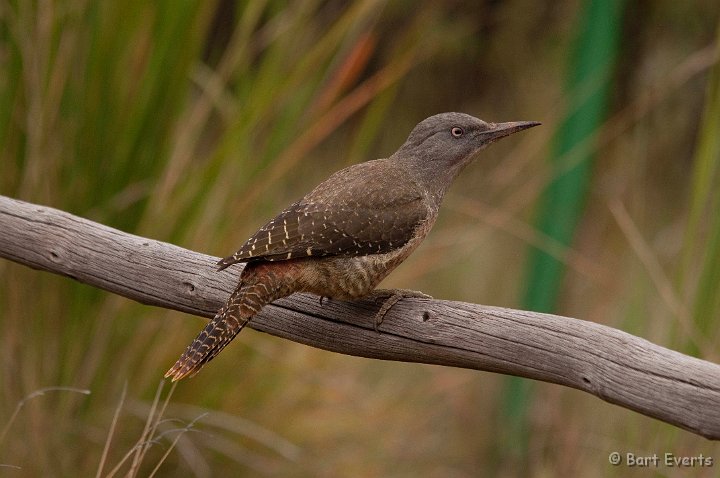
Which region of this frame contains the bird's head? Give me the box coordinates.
[394,112,539,199]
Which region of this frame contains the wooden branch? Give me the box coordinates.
[1,194,719,440]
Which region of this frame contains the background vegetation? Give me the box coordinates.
[1,0,719,476]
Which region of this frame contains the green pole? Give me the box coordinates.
[498,0,626,464]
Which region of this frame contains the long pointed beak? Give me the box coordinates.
[478,120,541,143]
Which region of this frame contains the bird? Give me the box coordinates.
[165,112,539,381]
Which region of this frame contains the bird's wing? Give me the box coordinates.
[217,197,425,269]
[217,163,426,269]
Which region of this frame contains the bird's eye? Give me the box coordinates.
[451,127,464,138]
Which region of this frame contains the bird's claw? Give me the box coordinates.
[370,289,432,332]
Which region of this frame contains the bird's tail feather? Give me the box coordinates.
[165,284,262,381]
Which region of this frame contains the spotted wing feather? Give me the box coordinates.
[217,196,425,270]
[217,158,428,270]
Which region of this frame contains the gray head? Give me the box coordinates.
[394,112,539,201]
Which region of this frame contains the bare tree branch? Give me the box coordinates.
[1,194,719,440]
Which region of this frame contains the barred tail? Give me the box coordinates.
[165,283,266,381]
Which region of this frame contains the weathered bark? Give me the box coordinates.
[1,194,718,440]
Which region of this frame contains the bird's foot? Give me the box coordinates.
[368,289,432,332]
[319,295,331,306]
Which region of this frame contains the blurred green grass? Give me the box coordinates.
[1,0,719,476]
